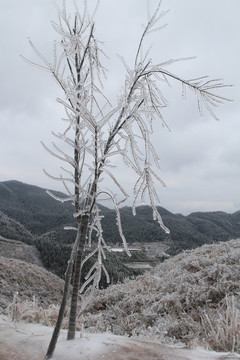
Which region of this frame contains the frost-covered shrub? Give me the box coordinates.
[7,293,69,328]
[7,239,240,352]
[81,239,240,350]
[202,295,240,352]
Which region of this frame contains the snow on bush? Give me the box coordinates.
[81,239,240,351]
[6,239,240,352]
[8,293,64,327]
[202,295,240,352]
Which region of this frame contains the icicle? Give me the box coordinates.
[103,168,129,199]
[64,226,78,231]
[46,190,72,203]
[20,55,50,73]
[43,169,73,183]
[102,264,110,284]
[115,204,131,257]
[79,273,95,293]
[41,141,70,163]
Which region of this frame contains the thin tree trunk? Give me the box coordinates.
[45,229,80,359]
[67,214,89,340]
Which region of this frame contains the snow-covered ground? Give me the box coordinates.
[0,316,239,360]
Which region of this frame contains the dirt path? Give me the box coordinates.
[0,317,239,360]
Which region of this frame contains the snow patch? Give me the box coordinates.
[1,316,239,360]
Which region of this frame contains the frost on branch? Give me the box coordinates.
[24,0,230,241]
[24,0,231,348]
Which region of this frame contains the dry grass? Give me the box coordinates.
[80,239,240,351]
[0,235,42,266]
[0,257,66,312]
[2,239,240,354]
[203,295,240,352]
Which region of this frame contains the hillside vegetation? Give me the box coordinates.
[80,238,240,351]
[0,180,240,281]
[0,257,65,313]
[0,236,42,267]
[0,211,34,244]
[1,180,239,246]
[5,239,240,353]
[0,181,73,235]
[1,181,239,352]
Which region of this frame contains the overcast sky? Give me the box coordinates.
[0,0,239,215]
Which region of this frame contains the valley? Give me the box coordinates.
[0,180,239,281]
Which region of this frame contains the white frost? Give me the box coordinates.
[0,316,239,360]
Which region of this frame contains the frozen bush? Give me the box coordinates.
[203,295,240,352]
[81,239,240,350]
[6,239,240,353]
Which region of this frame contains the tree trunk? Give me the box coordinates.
[45,228,80,359]
[67,214,89,340]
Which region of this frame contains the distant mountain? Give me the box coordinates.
[1,180,239,247]
[102,204,240,254]
[0,181,146,281]
[187,211,240,241]
[0,180,240,279]
[0,180,74,234]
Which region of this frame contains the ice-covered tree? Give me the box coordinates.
[23,0,230,358]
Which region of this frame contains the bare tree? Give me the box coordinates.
[23,0,230,358]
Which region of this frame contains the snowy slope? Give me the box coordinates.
[0,316,239,360]
[1,239,240,358]
[82,239,240,351]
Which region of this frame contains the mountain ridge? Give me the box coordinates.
[1,179,239,248]
[0,180,239,279]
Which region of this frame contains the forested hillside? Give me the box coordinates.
[0,211,34,244]
[1,180,240,280]
[0,180,74,234]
